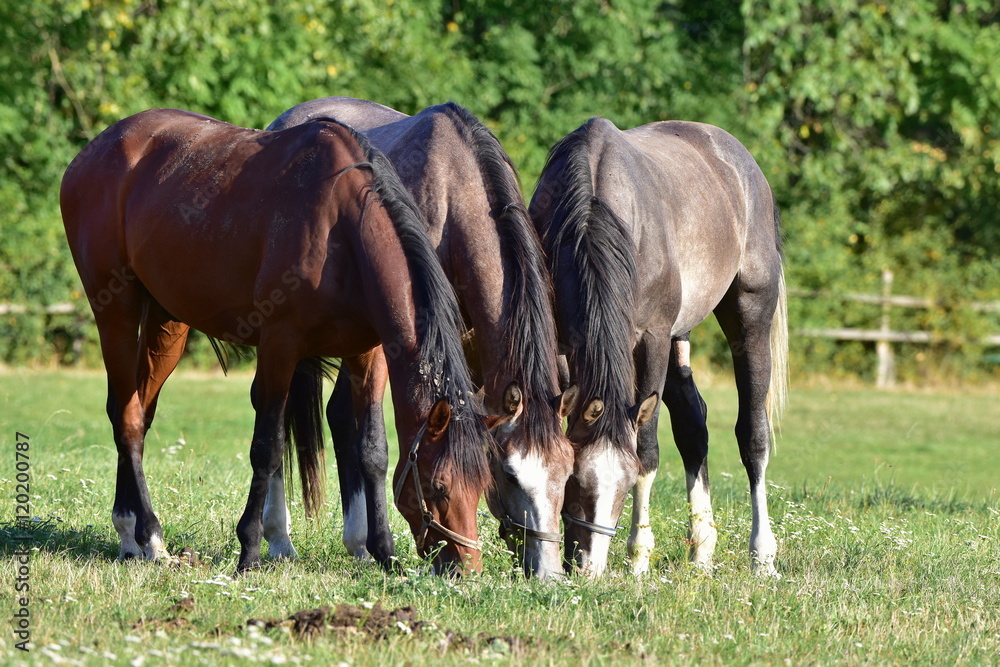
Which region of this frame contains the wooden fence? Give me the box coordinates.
[4,272,1000,387]
[794,269,1000,388]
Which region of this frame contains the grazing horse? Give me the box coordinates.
[269,99,577,579]
[60,108,490,573]
[529,118,788,577]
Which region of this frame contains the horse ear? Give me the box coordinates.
[427,398,452,437]
[483,414,507,431]
[581,398,604,426]
[631,392,659,427]
[472,386,486,405]
[553,385,579,419]
[502,381,524,421]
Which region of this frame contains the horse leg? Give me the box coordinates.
[662,336,717,571]
[325,363,367,559]
[87,276,166,561]
[136,301,190,432]
[715,282,781,576]
[132,300,190,558]
[627,335,669,576]
[255,376,295,560]
[261,463,297,559]
[236,339,297,572]
[345,349,395,568]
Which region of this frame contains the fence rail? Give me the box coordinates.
[793,270,1000,387]
[3,273,1000,387]
[0,303,77,315]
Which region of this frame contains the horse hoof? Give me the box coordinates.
[236,556,264,574]
[751,560,781,579]
[267,542,298,560]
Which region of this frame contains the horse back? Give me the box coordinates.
[268,96,409,133]
[61,109,376,346]
[597,119,777,333]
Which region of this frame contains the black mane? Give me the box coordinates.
[536,118,640,453]
[437,103,564,454]
[339,120,491,493]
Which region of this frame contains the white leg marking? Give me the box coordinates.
[674,339,691,368]
[146,533,168,560]
[342,490,370,559]
[112,511,167,561]
[687,471,717,571]
[628,470,657,576]
[263,473,297,559]
[113,511,141,560]
[749,477,779,577]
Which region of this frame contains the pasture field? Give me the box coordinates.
[1,368,998,665]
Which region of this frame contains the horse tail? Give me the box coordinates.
[766,200,789,450]
[284,357,336,517]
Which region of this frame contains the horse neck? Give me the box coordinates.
[382,346,429,446]
[435,135,561,417]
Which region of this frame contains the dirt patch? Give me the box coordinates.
[247,604,535,654]
[168,546,207,569]
[132,598,534,654]
[132,596,196,632]
[248,603,420,640]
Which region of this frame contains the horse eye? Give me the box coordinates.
[505,472,518,485]
[431,482,449,500]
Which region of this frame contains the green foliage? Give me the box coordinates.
[0,0,997,379]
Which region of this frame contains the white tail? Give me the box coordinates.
[766,265,789,451]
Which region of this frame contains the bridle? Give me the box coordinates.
[393,421,482,553]
[485,420,563,546]
[493,490,563,544]
[561,511,619,538]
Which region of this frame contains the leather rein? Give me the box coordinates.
[561,511,619,537]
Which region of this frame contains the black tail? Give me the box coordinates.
[283,357,337,518]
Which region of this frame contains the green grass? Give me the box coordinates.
[1,368,999,665]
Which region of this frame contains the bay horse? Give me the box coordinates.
[269,99,577,579]
[529,118,789,577]
[60,108,490,573]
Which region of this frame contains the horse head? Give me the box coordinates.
[484,382,577,580]
[561,392,658,576]
[393,398,491,575]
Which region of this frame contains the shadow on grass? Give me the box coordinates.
[0,519,118,560]
[0,520,287,572]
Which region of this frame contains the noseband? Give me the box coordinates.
[494,491,563,544]
[561,511,619,538]
[393,421,482,553]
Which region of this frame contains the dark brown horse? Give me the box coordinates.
[530,118,788,577]
[60,108,490,573]
[269,99,577,579]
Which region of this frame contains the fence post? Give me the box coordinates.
[876,268,895,389]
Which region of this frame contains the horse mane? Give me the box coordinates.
[333,119,492,494]
[436,103,563,455]
[536,119,640,454]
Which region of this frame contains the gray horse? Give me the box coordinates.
[530,118,788,577]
